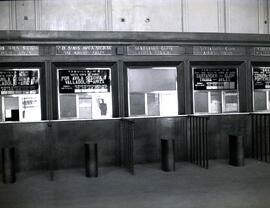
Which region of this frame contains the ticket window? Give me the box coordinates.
[193,67,239,114]
[58,68,112,120]
[253,67,270,111]
[0,69,41,122]
[128,67,178,116]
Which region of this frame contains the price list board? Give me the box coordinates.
[58,68,111,93]
[0,70,39,94]
[253,67,270,89]
[193,68,237,90]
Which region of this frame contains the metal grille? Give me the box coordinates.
[187,116,209,169]
[252,114,270,162]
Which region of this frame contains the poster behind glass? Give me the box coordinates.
[0,69,41,122]
[193,67,239,114]
[58,68,112,119]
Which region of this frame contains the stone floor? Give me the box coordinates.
[0,159,270,208]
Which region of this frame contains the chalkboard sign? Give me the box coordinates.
[0,46,39,56]
[193,68,237,90]
[253,67,270,89]
[58,68,111,93]
[0,70,39,94]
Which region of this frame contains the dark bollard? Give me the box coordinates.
[229,135,244,166]
[85,142,98,177]
[161,138,175,171]
[2,147,16,184]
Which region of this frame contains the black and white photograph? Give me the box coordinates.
[0,0,270,208]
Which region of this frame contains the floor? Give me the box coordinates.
[0,159,270,208]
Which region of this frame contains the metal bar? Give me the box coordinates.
[198,117,202,167]
[255,115,259,160]
[260,115,263,161]
[193,117,197,164]
[205,119,209,169]
[265,115,269,162]
[251,115,255,159]
[190,117,194,163]
[202,118,205,168]
[264,115,267,162]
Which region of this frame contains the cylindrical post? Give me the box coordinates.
[85,142,98,177]
[2,147,16,184]
[161,138,175,171]
[229,135,244,166]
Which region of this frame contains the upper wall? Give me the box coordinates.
[0,0,269,34]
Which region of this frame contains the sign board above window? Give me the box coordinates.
[58,68,111,93]
[0,46,39,56]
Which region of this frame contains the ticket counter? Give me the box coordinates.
[0,31,269,172]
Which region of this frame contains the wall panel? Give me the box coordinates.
[111,0,182,32]
[225,0,260,33]
[0,1,10,30]
[16,0,36,30]
[41,0,107,31]
[183,0,220,32]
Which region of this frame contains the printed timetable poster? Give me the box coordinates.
[0,70,39,95]
[58,68,111,93]
[193,68,237,90]
[253,67,270,89]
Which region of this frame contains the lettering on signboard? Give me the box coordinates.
[56,45,113,55]
[193,46,246,56]
[252,47,270,56]
[0,46,39,56]
[127,45,184,56]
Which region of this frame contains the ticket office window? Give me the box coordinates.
[253,67,270,111]
[193,67,239,114]
[0,69,41,122]
[57,68,112,120]
[128,67,178,116]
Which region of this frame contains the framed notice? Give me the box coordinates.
[253,67,270,89]
[0,69,39,95]
[58,68,111,94]
[193,67,238,90]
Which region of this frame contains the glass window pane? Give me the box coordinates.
[147,93,160,116]
[129,93,145,116]
[254,91,267,111]
[210,92,222,113]
[128,67,177,116]
[224,91,238,112]
[78,96,92,119]
[159,92,178,116]
[194,91,208,113]
[60,95,77,118]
